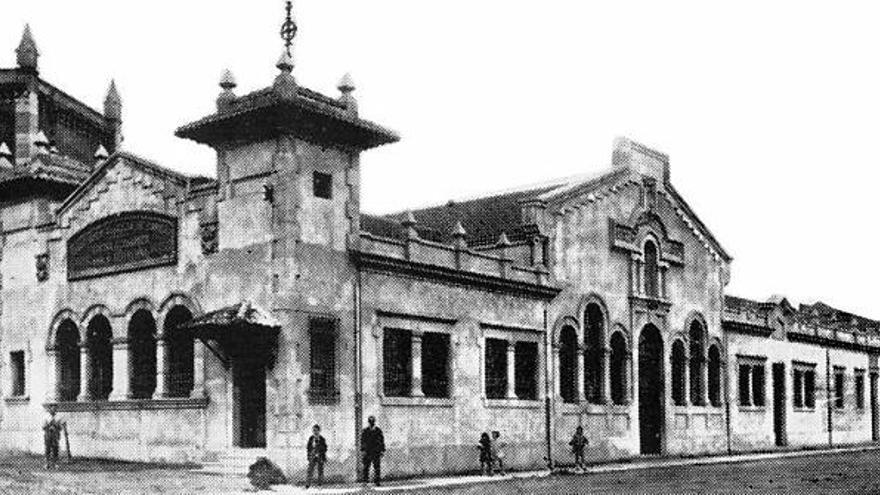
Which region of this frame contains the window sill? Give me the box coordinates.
[793,407,816,413]
[4,396,29,404]
[308,390,340,405]
[484,398,542,409]
[379,396,454,408]
[737,405,767,413]
[45,397,209,412]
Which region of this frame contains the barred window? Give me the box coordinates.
[738,358,766,407]
[793,368,804,408]
[584,303,604,404]
[485,338,508,399]
[688,321,705,406]
[9,351,25,397]
[514,341,538,400]
[793,363,817,409]
[383,328,412,397]
[609,331,628,405]
[422,332,451,398]
[309,318,337,401]
[804,369,816,408]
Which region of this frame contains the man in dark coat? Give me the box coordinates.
[361,415,385,485]
[42,407,63,469]
[306,424,328,488]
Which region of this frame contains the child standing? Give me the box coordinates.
[478,432,493,475]
[569,426,589,471]
[491,431,505,475]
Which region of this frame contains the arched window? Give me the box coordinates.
[610,331,628,405]
[644,240,659,298]
[584,303,605,404]
[559,325,578,403]
[689,320,705,406]
[128,309,157,399]
[708,344,722,407]
[56,319,80,402]
[86,315,113,401]
[164,306,194,398]
[671,340,687,406]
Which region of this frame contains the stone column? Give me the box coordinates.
[638,261,646,296]
[190,339,206,399]
[110,339,129,401]
[506,341,518,399]
[45,349,58,402]
[682,348,690,406]
[552,345,561,397]
[702,352,710,406]
[602,347,611,404]
[77,346,91,402]
[411,332,425,397]
[153,339,168,399]
[630,256,639,294]
[659,266,668,299]
[576,347,586,402]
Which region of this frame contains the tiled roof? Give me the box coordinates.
[797,301,880,333]
[176,84,399,150]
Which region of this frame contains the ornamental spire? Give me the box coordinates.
[16,24,39,73]
[273,1,298,98]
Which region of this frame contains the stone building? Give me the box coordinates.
[0,12,878,483]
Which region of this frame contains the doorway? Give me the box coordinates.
[871,373,879,442]
[233,361,266,448]
[772,362,787,447]
[638,324,664,455]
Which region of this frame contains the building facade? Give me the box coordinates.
[0,15,878,483]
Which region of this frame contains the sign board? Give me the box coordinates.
[67,211,177,281]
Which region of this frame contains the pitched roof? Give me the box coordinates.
[725,294,880,335]
[57,151,211,216]
[176,85,399,151]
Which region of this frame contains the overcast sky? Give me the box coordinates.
[3,1,879,318]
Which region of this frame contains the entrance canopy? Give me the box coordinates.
[180,301,280,367]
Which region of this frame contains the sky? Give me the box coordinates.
[3,1,879,318]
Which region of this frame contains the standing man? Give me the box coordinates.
[305,424,327,488]
[42,407,63,469]
[361,415,385,486]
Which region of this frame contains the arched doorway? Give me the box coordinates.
[639,324,664,455]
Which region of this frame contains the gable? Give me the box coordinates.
[57,153,191,231]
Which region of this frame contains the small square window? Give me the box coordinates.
[10,351,25,397]
[313,171,333,200]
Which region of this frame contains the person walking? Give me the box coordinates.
[569,425,589,471]
[477,432,493,476]
[361,416,385,486]
[42,407,63,469]
[490,431,505,475]
[305,424,327,488]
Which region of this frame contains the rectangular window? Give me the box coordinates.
[804,369,816,409]
[834,367,846,410]
[308,318,337,402]
[383,328,412,397]
[793,369,804,409]
[855,370,865,410]
[422,332,451,398]
[738,363,752,406]
[793,363,817,410]
[514,341,538,400]
[751,364,765,407]
[485,338,508,399]
[9,351,25,397]
[312,171,333,199]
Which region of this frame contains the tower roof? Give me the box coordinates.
[16,24,39,71]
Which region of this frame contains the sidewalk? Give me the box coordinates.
[233,443,880,494]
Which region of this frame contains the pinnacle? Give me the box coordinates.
[16,24,39,70]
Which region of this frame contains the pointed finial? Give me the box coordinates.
[452,221,468,249]
[273,51,297,98]
[497,232,511,247]
[104,80,122,121]
[338,72,358,115]
[94,145,109,161]
[401,211,419,240]
[16,24,39,72]
[34,130,50,152]
[217,69,238,111]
